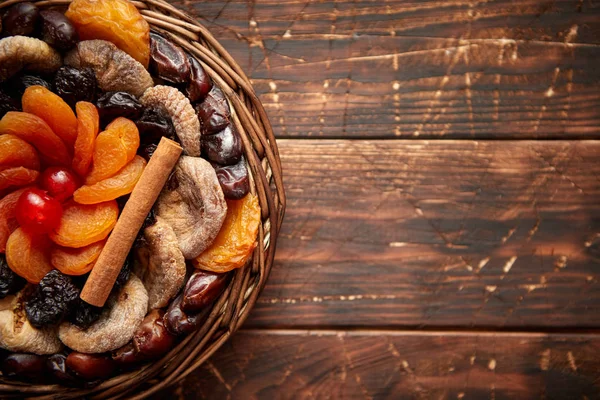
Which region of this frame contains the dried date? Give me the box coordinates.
[149,33,190,84]
[196,86,230,135]
[181,270,229,312]
[212,156,250,200]
[201,124,242,165]
[187,55,212,102]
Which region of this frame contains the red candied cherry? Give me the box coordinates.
[15,188,63,234]
[40,167,80,202]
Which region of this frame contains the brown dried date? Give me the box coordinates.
[201,124,242,166]
[196,86,230,135]
[1,353,46,379]
[212,156,250,200]
[112,342,139,366]
[186,55,212,103]
[182,270,229,312]
[47,353,77,384]
[66,352,116,381]
[149,33,190,85]
[2,3,40,38]
[164,293,210,336]
[40,10,78,51]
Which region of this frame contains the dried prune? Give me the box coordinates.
[54,66,97,107]
[67,298,103,329]
[187,55,212,103]
[4,74,52,98]
[0,89,19,119]
[201,124,243,165]
[25,270,79,328]
[212,156,250,200]
[40,10,78,51]
[2,3,40,37]
[182,270,229,312]
[149,33,190,84]
[139,143,158,161]
[196,86,230,135]
[0,254,26,299]
[47,353,78,384]
[1,353,46,379]
[136,107,176,145]
[164,293,210,336]
[66,352,116,381]
[96,92,144,125]
[113,257,131,293]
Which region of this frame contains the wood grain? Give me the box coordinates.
[171,0,600,139]
[244,140,600,328]
[154,330,600,400]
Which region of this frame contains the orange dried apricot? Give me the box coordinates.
[22,86,78,149]
[50,200,118,248]
[0,188,30,253]
[193,193,260,273]
[0,167,39,191]
[66,0,150,67]
[73,102,100,177]
[85,117,139,184]
[74,155,145,204]
[51,239,105,275]
[0,134,40,170]
[0,112,70,166]
[6,227,53,283]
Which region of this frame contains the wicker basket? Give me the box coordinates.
[0,0,285,398]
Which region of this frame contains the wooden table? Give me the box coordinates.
[159,1,600,398]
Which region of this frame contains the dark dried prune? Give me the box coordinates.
[2,3,40,37]
[212,156,250,200]
[0,89,20,118]
[1,353,46,379]
[149,33,190,84]
[40,10,78,51]
[54,66,97,107]
[0,254,26,298]
[25,270,79,328]
[187,55,212,102]
[113,258,131,293]
[196,86,230,135]
[67,298,103,329]
[201,124,242,165]
[47,353,78,384]
[139,143,158,161]
[164,293,210,336]
[3,74,52,99]
[136,107,176,144]
[97,92,144,124]
[66,352,116,381]
[182,270,229,312]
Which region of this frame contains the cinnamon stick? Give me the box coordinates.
[80,137,182,307]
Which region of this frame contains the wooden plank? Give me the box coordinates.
[245,140,600,328]
[156,330,600,399]
[172,0,600,139]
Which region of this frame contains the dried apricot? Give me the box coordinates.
[51,240,105,275]
[0,112,70,166]
[0,134,40,170]
[73,102,100,177]
[0,188,30,252]
[22,86,78,149]
[85,117,139,184]
[6,227,53,283]
[74,156,145,204]
[50,200,118,248]
[65,0,150,67]
[193,193,260,273]
[0,167,39,191]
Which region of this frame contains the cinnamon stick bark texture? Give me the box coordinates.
[80,137,183,307]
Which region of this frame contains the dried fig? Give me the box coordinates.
[64,40,153,97]
[133,216,185,309]
[0,289,63,355]
[140,85,200,156]
[156,156,227,259]
[58,274,148,353]
[0,36,62,82]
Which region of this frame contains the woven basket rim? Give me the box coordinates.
[0,0,286,398]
